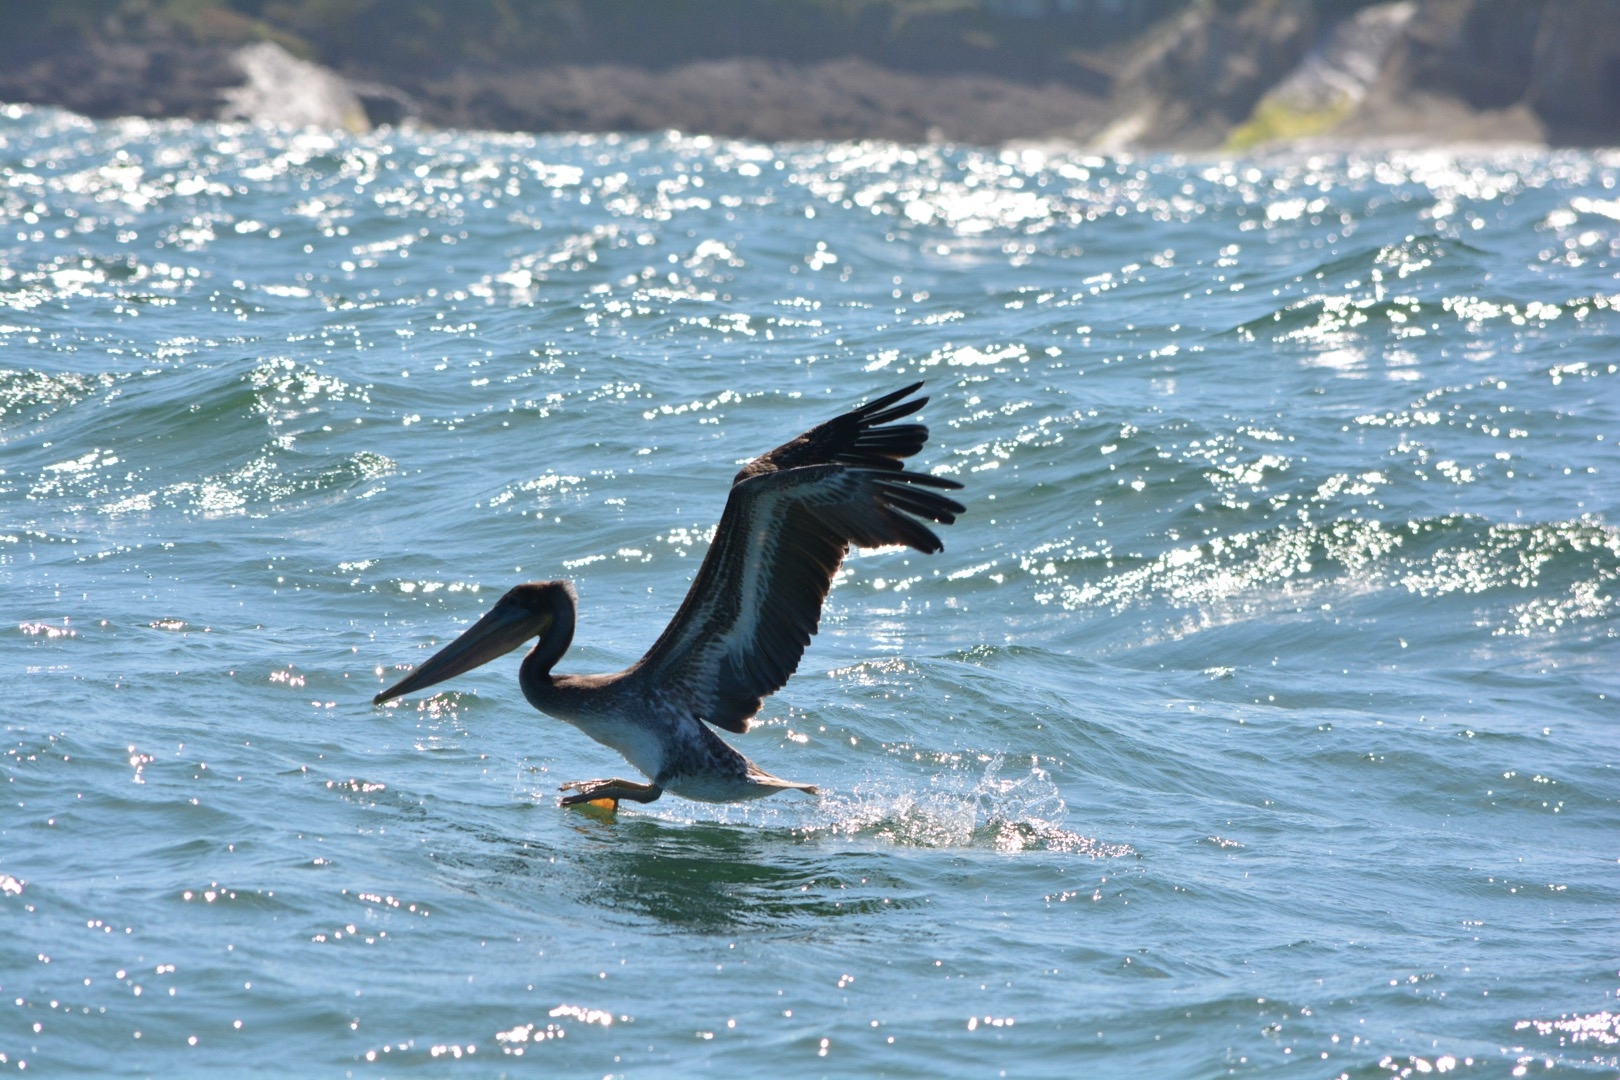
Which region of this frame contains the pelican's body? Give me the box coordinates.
[374,383,963,807]
[523,633,795,803]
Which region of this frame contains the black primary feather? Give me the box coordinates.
[637,384,963,733]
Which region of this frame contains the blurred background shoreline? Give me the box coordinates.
[2,0,1617,150]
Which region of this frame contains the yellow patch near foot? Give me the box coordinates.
[570,797,618,819]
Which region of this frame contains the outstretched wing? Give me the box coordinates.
[635,383,963,734]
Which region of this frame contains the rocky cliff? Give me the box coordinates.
[0,0,1615,148]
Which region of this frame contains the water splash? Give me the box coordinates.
[642,755,1131,857]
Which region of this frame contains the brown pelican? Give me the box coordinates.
[373,383,962,808]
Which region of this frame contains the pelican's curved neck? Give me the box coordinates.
[518,585,577,710]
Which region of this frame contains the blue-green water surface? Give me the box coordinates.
[2,105,1618,1075]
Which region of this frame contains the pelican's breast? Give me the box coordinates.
[532,674,674,783]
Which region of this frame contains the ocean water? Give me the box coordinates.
[2,102,1617,1076]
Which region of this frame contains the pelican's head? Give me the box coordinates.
[373,580,573,705]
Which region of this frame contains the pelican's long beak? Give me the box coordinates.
[374,602,551,705]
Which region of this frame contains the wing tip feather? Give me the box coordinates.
[644,381,960,734]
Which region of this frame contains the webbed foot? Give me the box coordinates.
[559,778,663,807]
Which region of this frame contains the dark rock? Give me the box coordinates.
[1398,0,1541,109]
[351,81,420,128]
[1351,0,1620,146]
[1525,0,1620,142]
[409,57,1110,144]
[0,37,241,121]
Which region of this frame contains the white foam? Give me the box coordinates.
[640,755,1131,856]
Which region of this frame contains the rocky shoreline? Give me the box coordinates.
[2,1,1617,149]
